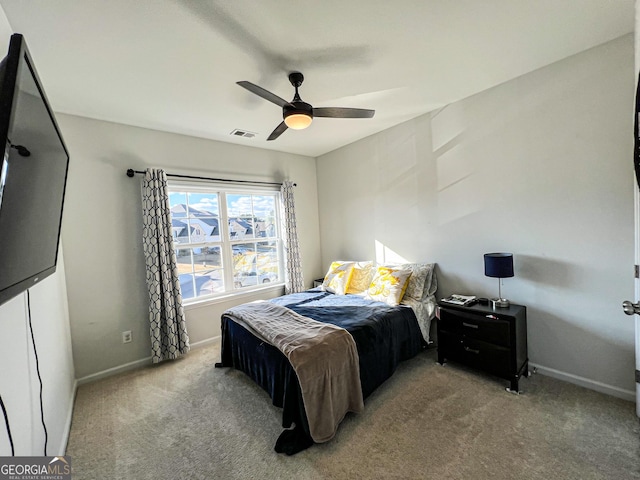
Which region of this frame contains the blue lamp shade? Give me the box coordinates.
[484,253,514,278]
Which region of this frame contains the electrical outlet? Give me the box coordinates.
[122,330,132,343]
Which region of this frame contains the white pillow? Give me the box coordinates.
[422,263,437,298]
[399,263,425,301]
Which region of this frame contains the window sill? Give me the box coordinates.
[182,283,286,311]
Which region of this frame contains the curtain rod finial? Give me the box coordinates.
[126,169,135,177]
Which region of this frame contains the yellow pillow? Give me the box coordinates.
[365,266,412,306]
[322,261,355,295]
[346,261,375,295]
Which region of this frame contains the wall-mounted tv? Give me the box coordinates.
[0,34,69,307]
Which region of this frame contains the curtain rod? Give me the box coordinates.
[126,169,295,187]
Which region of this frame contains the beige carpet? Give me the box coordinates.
[67,343,640,480]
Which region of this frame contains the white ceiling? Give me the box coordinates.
[0,0,634,157]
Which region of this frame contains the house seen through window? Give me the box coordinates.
[168,184,283,302]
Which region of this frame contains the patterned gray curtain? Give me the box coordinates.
[280,181,304,294]
[141,168,190,363]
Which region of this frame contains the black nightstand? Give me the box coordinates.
[437,302,528,392]
[313,278,324,288]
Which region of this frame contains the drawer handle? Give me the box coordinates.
[464,346,480,354]
[462,322,479,329]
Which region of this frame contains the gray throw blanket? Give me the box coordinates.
[224,301,364,442]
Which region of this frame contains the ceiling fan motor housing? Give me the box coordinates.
[283,101,313,129]
[284,101,313,118]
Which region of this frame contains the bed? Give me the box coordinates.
[216,263,437,454]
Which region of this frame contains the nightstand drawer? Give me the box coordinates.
[439,331,511,378]
[440,309,511,347]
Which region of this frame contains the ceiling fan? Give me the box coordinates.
[237,72,375,141]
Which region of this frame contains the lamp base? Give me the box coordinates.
[491,298,510,308]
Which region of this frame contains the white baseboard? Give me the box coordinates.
[75,336,221,386]
[530,362,636,402]
[76,356,152,386]
[189,335,220,349]
[60,380,77,455]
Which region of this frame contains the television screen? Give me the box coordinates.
[0,34,69,306]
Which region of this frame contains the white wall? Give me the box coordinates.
[317,35,636,398]
[0,13,76,456]
[0,249,76,456]
[56,115,321,379]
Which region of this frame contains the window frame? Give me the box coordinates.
[168,180,285,305]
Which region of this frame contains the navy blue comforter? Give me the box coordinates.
[218,289,424,453]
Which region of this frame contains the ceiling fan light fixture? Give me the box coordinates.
[284,112,313,130]
[283,101,313,130]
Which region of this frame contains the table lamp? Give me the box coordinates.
[484,253,514,308]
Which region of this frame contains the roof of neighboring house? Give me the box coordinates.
[172,214,220,238]
[170,204,218,218]
[171,219,188,237]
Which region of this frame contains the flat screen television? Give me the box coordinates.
[0,34,69,307]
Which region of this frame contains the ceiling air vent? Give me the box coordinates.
[230,129,257,138]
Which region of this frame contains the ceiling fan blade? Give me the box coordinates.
[237,81,290,108]
[313,107,375,119]
[267,122,288,141]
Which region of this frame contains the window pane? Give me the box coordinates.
[187,193,220,242]
[176,248,195,300]
[169,192,221,244]
[187,218,220,243]
[227,194,255,240]
[169,192,188,216]
[253,195,277,238]
[179,273,197,301]
[232,242,256,286]
[169,192,189,245]
[192,246,224,296]
[257,240,279,284]
[232,241,279,289]
[178,246,224,299]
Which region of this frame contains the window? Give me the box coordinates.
[168,184,283,302]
